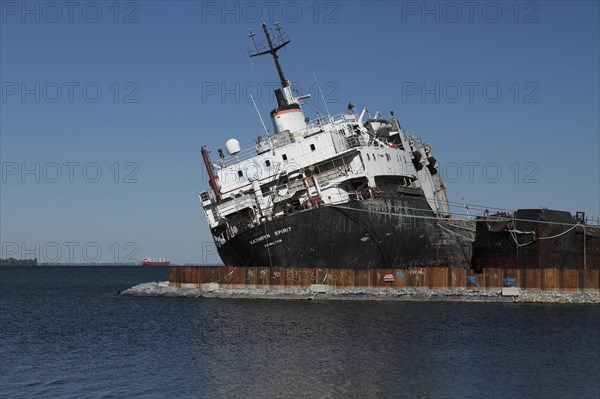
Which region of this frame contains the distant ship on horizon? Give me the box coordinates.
[140,257,170,266]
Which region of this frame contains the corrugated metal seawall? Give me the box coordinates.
[169,267,600,292]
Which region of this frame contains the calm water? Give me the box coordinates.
[1,266,599,398]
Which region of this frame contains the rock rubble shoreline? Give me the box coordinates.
[120,282,600,304]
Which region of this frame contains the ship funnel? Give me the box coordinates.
[271,103,307,134]
[270,88,307,133]
[275,88,287,107]
[225,139,241,155]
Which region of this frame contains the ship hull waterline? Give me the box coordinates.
[215,199,472,269]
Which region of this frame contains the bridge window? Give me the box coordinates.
[386,154,391,161]
[282,154,288,161]
[237,170,243,177]
[265,160,271,167]
[310,144,316,151]
[367,154,370,161]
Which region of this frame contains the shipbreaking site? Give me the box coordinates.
[126,23,599,303]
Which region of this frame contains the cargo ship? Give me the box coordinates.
[140,257,170,266]
[198,22,474,269]
[472,209,600,271]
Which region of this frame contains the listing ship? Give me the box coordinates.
[140,257,171,266]
[199,22,474,269]
[472,209,600,271]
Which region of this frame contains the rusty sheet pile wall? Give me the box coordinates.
[169,267,600,292]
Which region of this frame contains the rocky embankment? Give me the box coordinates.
[120,282,600,304]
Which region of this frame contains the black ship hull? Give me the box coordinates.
[216,195,472,269]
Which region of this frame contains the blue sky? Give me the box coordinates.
[1,1,599,264]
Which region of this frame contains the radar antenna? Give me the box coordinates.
[248,21,291,90]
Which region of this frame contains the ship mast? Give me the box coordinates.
[248,21,290,92]
[248,21,308,134]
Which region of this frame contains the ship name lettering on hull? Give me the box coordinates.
[248,227,292,246]
[249,234,271,246]
[274,227,292,236]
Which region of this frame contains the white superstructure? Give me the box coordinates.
[199,22,450,246]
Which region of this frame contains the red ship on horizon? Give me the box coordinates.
[140,257,170,266]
